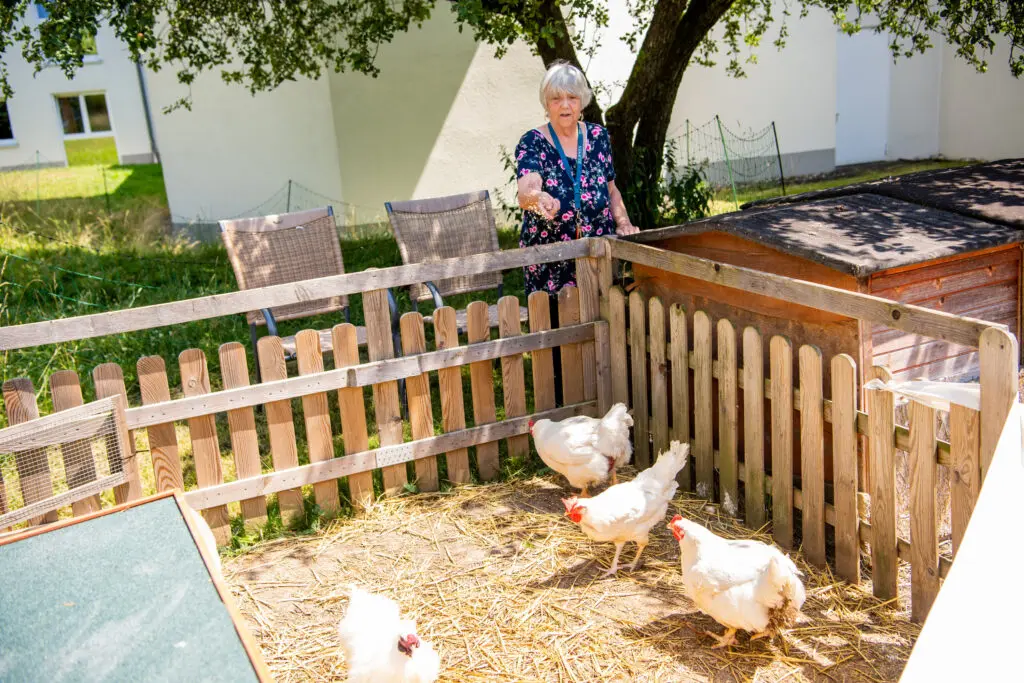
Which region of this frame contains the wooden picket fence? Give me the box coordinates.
[606,238,1020,625]
[0,240,607,545]
[0,235,1019,633]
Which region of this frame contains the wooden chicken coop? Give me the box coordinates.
[0,192,1020,677]
[625,159,1024,388]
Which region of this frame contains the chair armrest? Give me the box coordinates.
[261,308,279,337]
[422,281,445,311]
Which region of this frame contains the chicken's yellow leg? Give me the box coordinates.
[600,542,625,578]
[706,627,738,649]
[609,469,618,486]
[625,542,647,571]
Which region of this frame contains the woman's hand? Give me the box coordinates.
[607,180,638,236]
[518,172,560,221]
[616,221,639,236]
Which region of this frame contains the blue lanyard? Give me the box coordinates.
[547,122,584,225]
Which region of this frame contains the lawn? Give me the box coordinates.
[0,156,970,545]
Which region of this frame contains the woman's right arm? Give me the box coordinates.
[518,172,559,220]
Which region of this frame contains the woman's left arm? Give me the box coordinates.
[607,180,639,235]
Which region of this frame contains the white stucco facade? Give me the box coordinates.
[0,11,154,170]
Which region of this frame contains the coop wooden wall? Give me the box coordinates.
[870,245,1021,380]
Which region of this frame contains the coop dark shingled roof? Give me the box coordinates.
[628,190,1024,278]
[742,158,1024,228]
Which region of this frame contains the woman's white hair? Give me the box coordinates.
[539,60,592,111]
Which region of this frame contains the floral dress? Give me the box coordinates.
[515,122,617,295]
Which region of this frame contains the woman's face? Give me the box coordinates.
[546,90,581,129]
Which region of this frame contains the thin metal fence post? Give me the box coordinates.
[286,179,292,213]
[772,121,786,196]
[715,115,739,210]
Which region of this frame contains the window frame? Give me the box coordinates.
[53,91,115,140]
[0,100,16,147]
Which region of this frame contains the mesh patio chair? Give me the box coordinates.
[385,190,529,332]
[219,207,399,381]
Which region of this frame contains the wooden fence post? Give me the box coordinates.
[867,365,897,601]
[92,364,143,505]
[137,356,185,494]
[630,290,650,469]
[717,318,738,514]
[2,378,57,525]
[400,313,440,491]
[649,297,669,461]
[435,307,471,485]
[466,302,501,482]
[257,336,306,525]
[671,305,691,491]
[693,311,713,496]
[295,330,343,515]
[219,342,269,531]
[769,336,794,549]
[799,344,825,566]
[576,254,600,402]
[980,327,1019,480]
[831,354,860,584]
[49,370,102,516]
[331,324,375,511]
[363,286,408,495]
[742,327,764,527]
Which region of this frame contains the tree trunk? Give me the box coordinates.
[606,0,736,228]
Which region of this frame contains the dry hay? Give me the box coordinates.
[225,471,920,682]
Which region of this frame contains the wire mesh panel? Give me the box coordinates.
[0,396,129,529]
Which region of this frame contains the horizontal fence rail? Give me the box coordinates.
[0,239,598,351]
[610,238,1008,348]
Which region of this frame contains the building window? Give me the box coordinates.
[56,93,112,136]
[0,102,14,141]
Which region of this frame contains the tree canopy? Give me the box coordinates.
[3,0,1020,226]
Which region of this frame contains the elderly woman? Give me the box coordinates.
[515,60,639,298]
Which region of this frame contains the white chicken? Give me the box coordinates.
[337,584,440,683]
[668,515,806,648]
[530,402,633,497]
[562,440,688,577]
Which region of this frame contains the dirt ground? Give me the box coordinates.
[225,471,919,682]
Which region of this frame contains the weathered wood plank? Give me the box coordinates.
[831,354,860,584]
[909,398,939,623]
[649,297,669,461]
[717,318,738,513]
[137,356,185,494]
[124,324,595,430]
[595,322,612,416]
[743,327,765,527]
[257,336,305,526]
[435,307,471,485]
[609,239,1006,348]
[184,402,597,512]
[867,365,898,601]
[295,330,343,515]
[528,292,557,414]
[576,255,601,401]
[3,379,56,525]
[558,286,585,407]
[799,344,825,566]
[0,240,596,351]
[949,404,980,557]
[770,336,794,549]
[693,311,713,496]
[91,365,143,505]
[670,304,691,490]
[979,327,1019,480]
[49,371,102,517]
[498,296,530,461]
[176,351,230,545]
[331,324,375,511]
[218,342,269,529]
[608,286,629,407]
[630,290,651,469]
[400,313,440,492]
[363,287,407,495]
[466,302,500,482]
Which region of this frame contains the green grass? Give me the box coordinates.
[64,137,119,166]
[709,158,974,214]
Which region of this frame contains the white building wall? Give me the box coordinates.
[0,18,153,169]
[886,45,941,160]
[939,37,1024,160]
[145,68,343,225]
